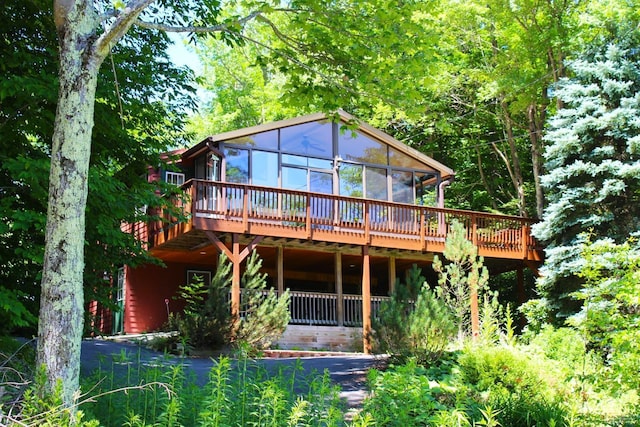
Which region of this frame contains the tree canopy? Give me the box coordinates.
[0,0,196,334]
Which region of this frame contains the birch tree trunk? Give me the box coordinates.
[38,0,154,406]
[37,0,103,406]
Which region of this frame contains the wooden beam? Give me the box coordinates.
[277,246,284,295]
[388,256,396,294]
[362,245,372,354]
[335,252,344,326]
[231,234,241,323]
[204,231,232,260]
[238,235,264,262]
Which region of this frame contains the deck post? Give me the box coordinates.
[231,234,241,323]
[362,245,372,354]
[277,246,284,296]
[388,256,396,294]
[335,252,344,326]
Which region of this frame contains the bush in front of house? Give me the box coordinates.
[170,250,290,354]
[372,264,457,365]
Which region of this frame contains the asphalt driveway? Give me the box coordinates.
[80,339,385,408]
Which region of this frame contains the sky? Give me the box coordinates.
[167,33,202,73]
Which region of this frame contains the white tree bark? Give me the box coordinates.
[38,0,150,406]
[39,0,261,406]
[38,0,102,406]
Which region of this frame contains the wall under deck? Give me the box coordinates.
[276,325,363,352]
[124,262,188,334]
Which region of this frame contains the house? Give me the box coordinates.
[108,110,542,352]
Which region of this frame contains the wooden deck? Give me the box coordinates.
[149,180,542,262]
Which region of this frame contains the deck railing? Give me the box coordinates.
[179,180,539,259]
[237,289,390,327]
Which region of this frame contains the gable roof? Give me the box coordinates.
[183,110,455,180]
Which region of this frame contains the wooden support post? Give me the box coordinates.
[277,246,284,296]
[470,276,479,341]
[388,256,396,294]
[335,252,344,326]
[231,234,241,323]
[362,245,372,354]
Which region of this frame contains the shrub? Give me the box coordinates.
[169,252,232,350]
[373,264,457,365]
[455,344,571,426]
[171,250,290,353]
[234,251,290,351]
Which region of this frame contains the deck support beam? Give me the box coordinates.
[335,252,344,326]
[205,232,264,321]
[277,246,284,296]
[231,235,241,323]
[388,256,396,294]
[362,245,372,354]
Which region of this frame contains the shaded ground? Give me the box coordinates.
[80,339,387,409]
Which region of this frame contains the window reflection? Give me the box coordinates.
[339,164,363,197]
[366,167,388,201]
[392,170,413,203]
[389,146,435,171]
[282,166,307,191]
[281,121,333,157]
[415,172,438,206]
[224,147,249,183]
[339,129,387,166]
[252,150,278,187]
[227,130,278,150]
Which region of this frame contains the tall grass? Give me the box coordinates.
[80,349,346,426]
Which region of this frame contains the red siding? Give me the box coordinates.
[124,262,191,334]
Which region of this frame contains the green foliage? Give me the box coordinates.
[81,354,344,427]
[373,265,457,365]
[532,40,640,321]
[235,251,291,351]
[433,220,489,338]
[0,0,196,336]
[4,365,99,426]
[171,251,290,353]
[357,360,455,426]
[569,237,640,391]
[358,343,577,427]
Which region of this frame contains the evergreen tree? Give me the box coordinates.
[532,42,640,321]
[236,251,290,351]
[372,264,457,365]
[433,220,489,339]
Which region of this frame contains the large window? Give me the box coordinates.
[252,150,278,187]
[392,170,414,204]
[339,130,387,166]
[196,119,443,207]
[365,167,387,201]
[339,164,363,197]
[281,121,333,157]
[282,166,307,191]
[224,147,249,183]
[227,130,278,150]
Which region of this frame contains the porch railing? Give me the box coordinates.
[251,290,389,327]
[178,180,539,259]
